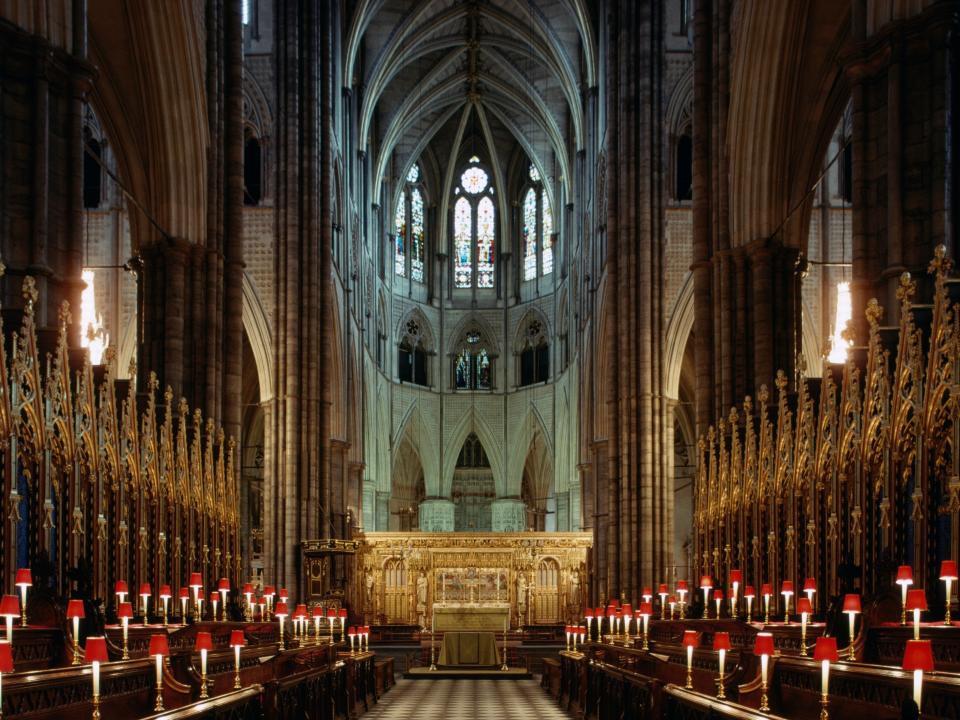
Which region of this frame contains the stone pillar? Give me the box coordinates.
[419,500,455,532]
[491,499,527,532]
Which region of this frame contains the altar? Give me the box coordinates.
[432,602,510,632]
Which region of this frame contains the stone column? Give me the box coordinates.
[419,500,456,532]
[491,499,527,532]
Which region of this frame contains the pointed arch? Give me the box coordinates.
[242,272,273,402]
[664,274,694,401]
[508,405,555,499]
[395,401,440,496]
[441,408,505,498]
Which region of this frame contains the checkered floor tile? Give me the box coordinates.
[363,678,574,719]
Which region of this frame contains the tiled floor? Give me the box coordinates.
[364,678,574,719]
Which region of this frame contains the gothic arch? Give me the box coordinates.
[508,405,554,499]
[394,402,440,497]
[242,273,274,402]
[395,307,435,352]
[664,274,694,401]
[447,313,500,358]
[440,408,504,498]
[513,307,551,352]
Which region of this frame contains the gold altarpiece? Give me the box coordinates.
[356,532,592,628]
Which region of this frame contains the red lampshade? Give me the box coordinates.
[279,588,289,600]
[744,585,756,598]
[713,589,724,601]
[264,585,275,596]
[797,597,813,615]
[584,608,594,619]
[189,573,203,588]
[642,586,653,597]
[295,604,307,618]
[327,607,337,618]
[179,587,190,599]
[117,602,134,620]
[67,599,85,619]
[940,561,958,581]
[159,585,172,598]
[0,595,19,617]
[84,636,109,663]
[906,589,928,612]
[139,583,151,596]
[621,603,633,616]
[595,607,604,618]
[274,602,289,617]
[842,594,861,614]
[700,575,713,589]
[149,634,169,657]
[781,580,794,595]
[761,583,773,596]
[0,641,12,673]
[713,632,732,651]
[639,602,653,616]
[668,595,676,604]
[242,583,253,594]
[615,611,623,620]
[658,583,669,594]
[730,570,743,584]
[209,592,219,604]
[682,630,700,648]
[195,631,213,652]
[677,580,689,592]
[754,632,775,656]
[348,626,357,635]
[606,604,617,617]
[15,568,32,587]
[338,608,348,618]
[814,636,838,662]
[896,566,914,585]
[230,630,246,647]
[313,606,324,618]
[902,639,934,672]
[803,578,817,593]
[115,580,128,595]
[218,578,230,592]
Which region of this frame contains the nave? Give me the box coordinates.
[362,679,573,720]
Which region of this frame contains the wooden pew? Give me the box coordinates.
[661,685,789,719]
[140,685,264,720]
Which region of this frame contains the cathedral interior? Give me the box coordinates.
[2,0,960,718]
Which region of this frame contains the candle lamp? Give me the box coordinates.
[327,608,337,643]
[230,630,246,689]
[295,604,307,646]
[668,596,676,620]
[797,597,812,655]
[744,586,756,623]
[14,569,31,627]
[159,586,171,626]
[0,596,17,642]
[713,589,724,619]
[614,610,623,636]
[348,626,357,653]
[814,636,838,720]
[565,625,572,651]
[218,579,230,622]
[803,577,817,609]
[0,640,12,718]
[639,602,652,650]
[781,580,794,624]
[584,608,594,639]
[621,603,633,639]
[906,589,927,641]
[263,586,275,618]
[115,580,128,608]
[677,581,688,619]
[363,625,370,652]
[754,632,775,712]
[84,637,109,720]
[339,608,348,642]
[179,587,190,625]
[195,631,213,699]
[313,606,324,645]
[642,587,653,607]
[940,560,957,625]
[275,602,288,651]
[149,634,169,711]
[658,584,669,619]
[700,576,713,619]
[761,583,773,624]
[896,566,914,626]
[67,599,85,665]
[257,597,266,621]
[729,570,743,619]
[209,592,219,623]
[578,625,585,648]
[139,583,151,626]
[902,639,934,713]
[682,630,699,689]
[606,604,616,637]
[117,602,133,659]
[189,573,203,622]
[278,588,289,607]
[242,583,253,621]
[842,594,861,661]
[713,631,731,699]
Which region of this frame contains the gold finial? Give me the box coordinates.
[178,398,189,417]
[59,300,72,328]
[148,371,159,393]
[22,277,38,311]
[841,319,856,345]
[865,298,883,328]
[217,427,224,444]
[164,386,174,405]
[729,406,739,426]
[758,385,769,404]
[718,418,726,435]
[707,425,715,443]
[127,358,137,379]
[896,272,915,305]
[743,396,753,415]
[775,369,788,392]
[0,260,6,278]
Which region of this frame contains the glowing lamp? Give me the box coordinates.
[179,587,190,625]
[614,610,623,635]
[278,588,289,603]
[638,602,652,650]
[940,560,957,625]
[230,630,246,689]
[642,587,653,605]
[159,585,172,626]
[754,632,775,712]
[242,583,254,620]
[67,599,85,665]
[729,570,742,618]
[797,597,813,656]
[744,585,756,622]
[677,580,689,619]
[139,583,152,626]
[682,630,700,689]
[902,639,934,711]
[209,591,220,623]
[700,576,713,619]
[906,589,928,641]
[363,625,370,651]
[14,569,31,627]
[348,625,357,652]
[713,631,731,699]
[218,578,230,622]
[803,577,817,607]
[0,640,12,717]
[189,573,204,622]
[781,580,794,624]
[264,585,276,616]
[0,595,19,642]
[84,636,109,719]
[761,583,773,624]
[658,584,669,619]
[713,589,724,618]
[584,607,594,638]
[339,607,348,641]
[579,625,586,646]
[814,636,838,718]
[843,594,861,661]
[117,601,133,660]
[621,603,633,637]
[295,604,307,644]
[897,566,914,626]
[606,603,617,635]
[149,634,169,711]
[275,602,289,651]
[195,631,213,699]
[668,596,677,620]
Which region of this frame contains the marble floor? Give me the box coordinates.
[363,678,574,719]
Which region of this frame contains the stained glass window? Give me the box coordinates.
[542,189,553,276]
[476,196,495,288]
[461,167,489,194]
[454,331,492,390]
[406,164,420,183]
[523,188,537,281]
[394,196,406,277]
[411,188,424,282]
[529,164,541,182]
[454,197,472,288]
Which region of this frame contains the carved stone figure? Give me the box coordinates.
[365,571,375,607]
[416,572,428,628]
[516,572,528,618]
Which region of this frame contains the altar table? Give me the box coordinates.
[438,631,501,667]
[433,602,511,631]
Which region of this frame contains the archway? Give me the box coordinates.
[452,433,495,531]
[390,435,425,531]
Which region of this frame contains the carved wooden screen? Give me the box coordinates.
[536,557,560,622]
[384,557,408,622]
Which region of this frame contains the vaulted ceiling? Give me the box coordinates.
[345,0,597,203]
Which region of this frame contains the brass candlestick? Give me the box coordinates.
[501,627,508,671]
[820,692,829,720]
[429,629,437,671]
[801,621,808,656]
[92,693,101,720]
[200,670,209,700]
[717,677,726,700]
[760,680,770,713]
[155,675,164,712]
